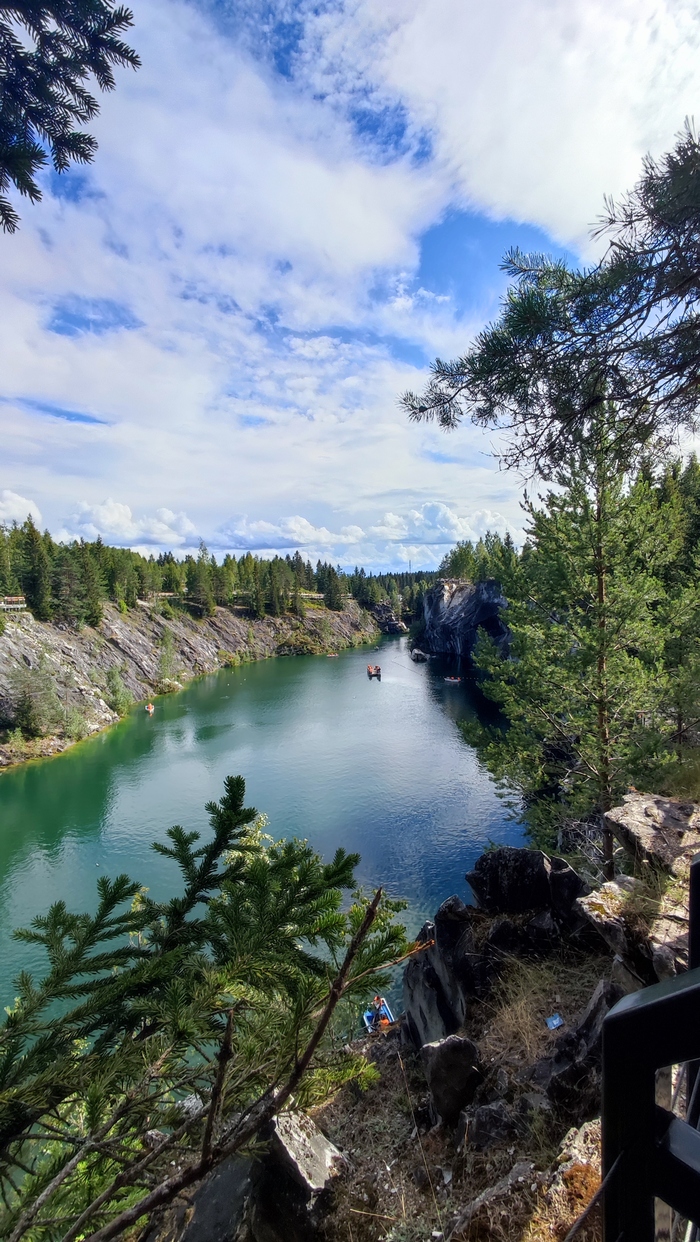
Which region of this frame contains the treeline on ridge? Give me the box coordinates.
[0,520,466,627]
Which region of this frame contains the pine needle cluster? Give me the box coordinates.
[0,775,407,1241]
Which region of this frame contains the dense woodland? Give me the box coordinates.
[0,521,440,626]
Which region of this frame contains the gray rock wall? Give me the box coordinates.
[0,599,378,768]
[421,578,507,657]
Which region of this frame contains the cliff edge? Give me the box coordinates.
[422,578,508,657]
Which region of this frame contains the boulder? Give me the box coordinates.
[249,1112,344,1242]
[605,792,700,876]
[141,1157,252,1242]
[410,648,429,662]
[544,1119,601,1232]
[467,1100,517,1149]
[467,848,588,923]
[402,921,462,1047]
[576,875,689,983]
[403,901,496,1047]
[421,578,508,657]
[420,1035,483,1125]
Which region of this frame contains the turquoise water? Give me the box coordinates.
[0,637,523,1004]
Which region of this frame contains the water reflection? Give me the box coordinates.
[0,637,522,1003]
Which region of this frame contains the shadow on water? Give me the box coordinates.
[0,637,523,1003]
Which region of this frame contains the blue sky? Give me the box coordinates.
[2,0,700,568]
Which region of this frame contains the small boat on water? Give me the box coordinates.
[444,676,462,685]
[367,664,381,680]
[145,703,154,715]
[327,653,339,658]
[363,995,395,1032]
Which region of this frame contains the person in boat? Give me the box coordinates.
[366,995,392,1030]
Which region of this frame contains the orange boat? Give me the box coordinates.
[145,703,154,715]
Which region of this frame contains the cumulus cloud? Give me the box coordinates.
[2,0,698,570]
[295,0,700,248]
[0,490,42,525]
[61,500,198,548]
[217,502,521,568]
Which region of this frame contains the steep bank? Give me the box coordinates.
[0,599,378,769]
[421,578,507,657]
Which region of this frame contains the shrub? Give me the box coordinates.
[10,658,63,737]
[64,705,89,740]
[105,666,133,716]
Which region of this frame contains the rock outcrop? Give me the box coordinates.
[528,979,622,1116]
[420,1035,483,1124]
[0,599,378,769]
[249,1112,344,1242]
[403,850,592,1050]
[371,601,408,634]
[421,578,507,657]
[605,791,700,876]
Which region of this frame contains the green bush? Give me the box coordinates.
[63,706,89,740]
[10,658,63,737]
[105,666,132,716]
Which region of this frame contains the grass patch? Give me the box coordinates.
[478,953,611,1070]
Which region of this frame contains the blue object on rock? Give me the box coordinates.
[363,996,395,1032]
[545,1013,564,1031]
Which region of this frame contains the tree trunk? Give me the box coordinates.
[595,454,615,880]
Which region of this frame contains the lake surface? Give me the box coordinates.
[0,637,523,1006]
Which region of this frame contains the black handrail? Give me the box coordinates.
[602,854,700,1240]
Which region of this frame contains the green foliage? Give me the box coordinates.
[0,0,140,232]
[105,667,132,717]
[10,656,63,737]
[157,627,179,685]
[402,126,700,477]
[439,531,517,582]
[63,706,89,741]
[0,776,407,1240]
[323,566,344,611]
[462,421,695,848]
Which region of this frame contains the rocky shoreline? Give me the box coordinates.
[0,598,379,771]
[158,791,696,1242]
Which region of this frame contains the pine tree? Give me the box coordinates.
[0,776,407,1240]
[251,563,266,619]
[0,0,140,232]
[52,545,85,626]
[80,544,105,627]
[21,518,53,620]
[324,567,344,611]
[467,414,674,873]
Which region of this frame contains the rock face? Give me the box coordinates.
[0,599,377,769]
[421,578,507,657]
[529,979,623,1116]
[372,601,408,634]
[605,791,700,876]
[141,1157,252,1242]
[403,851,592,1050]
[421,1035,482,1124]
[403,898,493,1048]
[249,1112,344,1242]
[466,847,589,921]
[576,874,690,983]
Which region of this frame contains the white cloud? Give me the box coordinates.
[297,0,700,249]
[0,490,42,525]
[60,500,198,548]
[216,501,522,569]
[2,0,699,571]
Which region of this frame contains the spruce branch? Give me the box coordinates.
[78,889,384,1242]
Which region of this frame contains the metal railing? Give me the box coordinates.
[602,855,700,1239]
